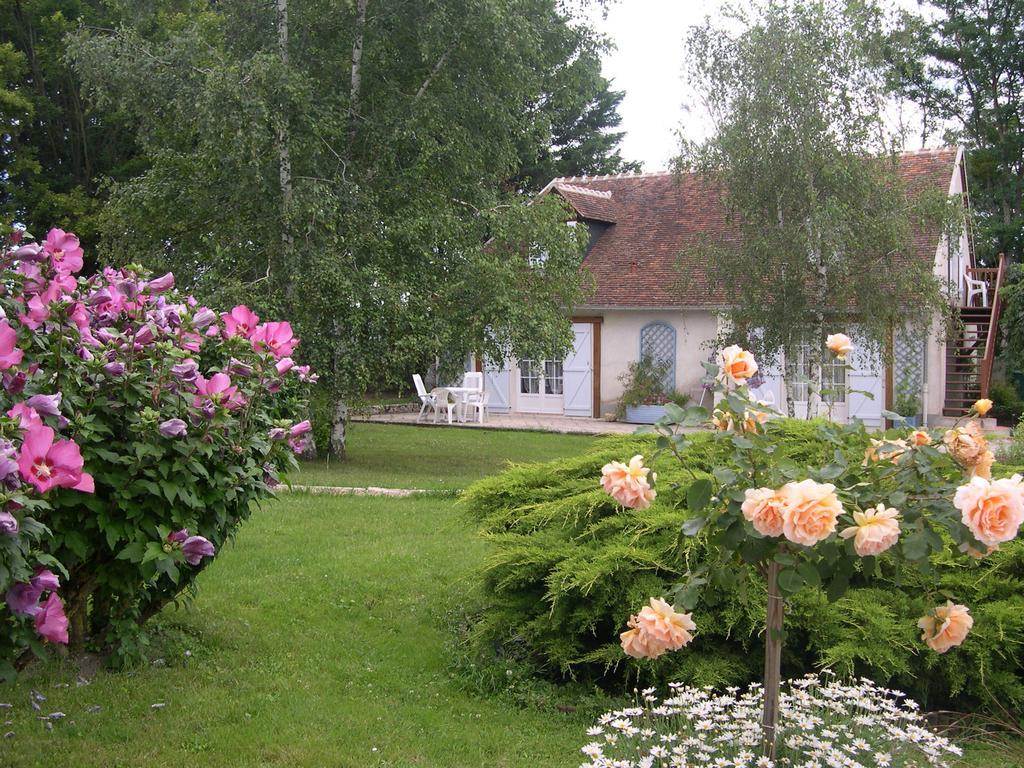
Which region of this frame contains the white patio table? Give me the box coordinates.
[436,386,480,423]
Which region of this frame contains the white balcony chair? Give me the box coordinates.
[462,371,483,391]
[964,272,989,308]
[465,391,490,424]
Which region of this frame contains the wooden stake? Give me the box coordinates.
[763,560,784,758]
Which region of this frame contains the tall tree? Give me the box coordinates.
[892,0,1024,263]
[678,0,950,418]
[65,0,600,456]
[513,39,640,190]
[0,0,139,250]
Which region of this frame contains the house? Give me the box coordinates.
[480,146,1007,426]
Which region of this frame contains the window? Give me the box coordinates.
[785,337,847,403]
[639,322,676,391]
[519,359,540,394]
[519,359,563,395]
[544,360,564,395]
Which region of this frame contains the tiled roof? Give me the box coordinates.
[551,182,618,222]
[544,147,961,308]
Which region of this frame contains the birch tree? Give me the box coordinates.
[63,0,617,456]
[678,0,950,418]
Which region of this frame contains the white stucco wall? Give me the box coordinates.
[924,145,970,421]
[596,308,719,415]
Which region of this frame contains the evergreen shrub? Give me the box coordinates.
[459,420,1024,711]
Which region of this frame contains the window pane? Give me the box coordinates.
[545,360,563,395]
[519,359,539,394]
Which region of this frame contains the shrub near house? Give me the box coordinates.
[461,422,1024,714]
[0,227,313,675]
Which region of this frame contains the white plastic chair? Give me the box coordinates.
[466,391,490,423]
[429,387,457,424]
[412,374,435,423]
[964,272,989,308]
[462,371,483,391]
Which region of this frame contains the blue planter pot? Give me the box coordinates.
[624,405,667,424]
[900,415,922,427]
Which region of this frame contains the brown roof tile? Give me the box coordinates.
[545,148,961,308]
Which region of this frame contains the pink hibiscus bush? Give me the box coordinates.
[0,225,314,676]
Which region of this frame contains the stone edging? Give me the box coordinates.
[283,484,431,497]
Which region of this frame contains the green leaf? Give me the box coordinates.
[777,568,804,594]
[663,403,686,423]
[902,531,930,560]
[797,561,822,587]
[686,478,714,514]
[713,467,737,485]
[117,541,146,563]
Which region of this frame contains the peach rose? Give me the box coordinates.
[863,438,908,466]
[826,333,853,361]
[711,408,733,432]
[620,598,696,659]
[741,487,786,537]
[953,474,1024,547]
[839,503,901,556]
[717,345,758,386]
[601,455,656,510]
[909,429,932,447]
[743,404,770,433]
[943,422,989,472]
[918,601,973,654]
[779,479,842,546]
[973,449,995,480]
[620,623,659,659]
[973,398,993,417]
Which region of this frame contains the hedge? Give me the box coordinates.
[458,421,1024,711]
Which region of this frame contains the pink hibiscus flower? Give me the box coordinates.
[16,424,93,493]
[0,321,24,370]
[251,321,297,358]
[43,228,84,275]
[221,305,260,339]
[194,373,245,411]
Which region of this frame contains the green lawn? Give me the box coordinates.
[3,494,587,767]
[2,432,1016,767]
[292,422,596,490]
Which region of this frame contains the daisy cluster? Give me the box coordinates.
[579,675,962,768]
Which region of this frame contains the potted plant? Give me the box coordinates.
[893,383,923,427]
[617,357,689,424]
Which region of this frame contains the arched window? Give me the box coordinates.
[639,322,676,391]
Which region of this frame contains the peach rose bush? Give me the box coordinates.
[600,340,1022,759]
[0,226,313,677]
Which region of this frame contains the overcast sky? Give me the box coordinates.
[586,0,936,171]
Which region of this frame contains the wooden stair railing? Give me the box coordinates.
[978,253,1006,399]
[942,254,1005,416]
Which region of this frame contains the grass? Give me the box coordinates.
[3,493,588,767]
[292,422,596,490]
[3,429,1019,766]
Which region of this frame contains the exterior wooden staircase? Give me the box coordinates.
[943,254,1007,416]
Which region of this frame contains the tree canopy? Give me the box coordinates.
[3,0,634,432]
[678,0,951,414]
[892,0,1024,264]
